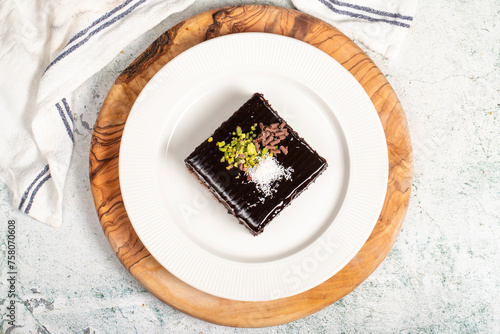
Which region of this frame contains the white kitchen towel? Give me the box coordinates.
[0,0,194,227]
[291,0,418,58]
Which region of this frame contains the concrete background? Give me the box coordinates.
[1,0,499,332]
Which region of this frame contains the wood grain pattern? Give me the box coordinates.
[89,5,413,327]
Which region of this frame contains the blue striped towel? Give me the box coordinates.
[292,0,418,57]
[0,0,194,227]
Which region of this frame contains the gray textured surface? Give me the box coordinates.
[1,0,499,332]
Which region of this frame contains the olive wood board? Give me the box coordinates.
[89,5,413,328]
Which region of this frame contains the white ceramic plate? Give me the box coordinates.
[119,33,388,301]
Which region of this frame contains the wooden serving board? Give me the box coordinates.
[90,5,413,327]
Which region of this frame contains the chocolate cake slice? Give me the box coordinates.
[184,93,327,235]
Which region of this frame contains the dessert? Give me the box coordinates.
[184,93,328,235]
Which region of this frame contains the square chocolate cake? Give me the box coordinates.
[184,93,327,235]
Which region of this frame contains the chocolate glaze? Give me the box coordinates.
[185,93,328,235]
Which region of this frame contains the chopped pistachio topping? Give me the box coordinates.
[216,125,260,174]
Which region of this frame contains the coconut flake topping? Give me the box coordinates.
[248,155,293,197]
